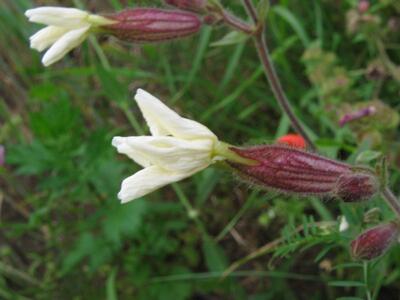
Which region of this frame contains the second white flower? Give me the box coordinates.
[112,89,223,203]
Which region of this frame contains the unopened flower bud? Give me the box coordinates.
[229,145,379,202]
[351,222,400,260]
[164,0,206,13]
[103,9,202,43]
[335,172,379,202]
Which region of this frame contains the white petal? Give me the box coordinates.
[41,26,90,66]
[118,166,189,203]
[30,26,68,51]
[134,89,217,141]
[25,7,89,28]
[112,136,213,172]
[112,136,151,168]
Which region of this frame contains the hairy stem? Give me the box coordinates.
[221,11,254,34]
[242,0,258,24]
[253,33,315,150]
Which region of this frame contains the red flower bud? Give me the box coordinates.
[164,0,206,13]
[351,222,399,260]
[229,145,379,202]
[277,134,306,149]
[103,9,202,43]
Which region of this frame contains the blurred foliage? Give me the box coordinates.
[1,0,400,299]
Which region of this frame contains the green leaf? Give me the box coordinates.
[106,268,118,300]
[60,233,96,275]
[102,199,147,247]
[7,141,54,175]
[211,31,249,47]
[328,280,366,287]
[273,5,310,47]
[257,0,270,21]
[202,236,228,272]
[356,150,382,164]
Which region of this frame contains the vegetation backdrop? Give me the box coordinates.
[1,0,400,299]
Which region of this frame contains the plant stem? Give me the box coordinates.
[238,0,315,150]
[363,261,372,300]
[381,187,400,219]
[242,0,258,24]
[221,11,254,34]
[253,33,315,150]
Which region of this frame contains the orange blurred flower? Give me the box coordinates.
[277,134,306,149]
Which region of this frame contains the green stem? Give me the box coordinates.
[172,184,208,235]
[363,261,372,300]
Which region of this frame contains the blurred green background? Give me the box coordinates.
[1,0,400,299]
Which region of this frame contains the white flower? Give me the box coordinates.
[25,7,115,66]
[112,89,223,203]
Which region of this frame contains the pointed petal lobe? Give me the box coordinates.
[25,7,89,28]
[134,89,217,141]
[30,26,68,51]
[112,136,213,172]
[42,26,90,66]
[118,166,188,203]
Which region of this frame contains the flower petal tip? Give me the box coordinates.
[118,192,133,204]
[111,136,123,148]
[41,56,52,67]
[25,9,34,17]
[135,88,151,101]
